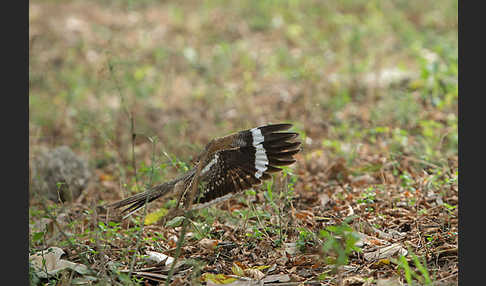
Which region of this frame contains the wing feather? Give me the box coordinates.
[108,123,300,216]
[195,123,300,204]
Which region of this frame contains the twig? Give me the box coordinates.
[128,137,158,277]
[40,237,49,278]
[433,273,457,284]
[91,201,108,283]
[165,211,192,286]
[234,202,251,237]
[188,218,205,239]
[107,56,137,191]
[278,174,289,243]
[181,145,209,210]
[250,202,275,243]
[130,113,138,188]
[166,143,209,285]
[402,155,440,169]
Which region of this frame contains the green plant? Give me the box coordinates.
[397,251,432,285]
[296,228,317,251]
[442,203,457,216]
[357,186,376,212]
[29,261,42,286]
[319,219,362,273]
[400,171,416,191]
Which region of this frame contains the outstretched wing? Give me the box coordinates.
[195,123,301,204]
[107,123,301,217]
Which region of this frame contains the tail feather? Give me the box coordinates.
[266,148,301,159]
[268,157,296,166]
[249,123,300,181]
[106,182,173,216]
[257,123,293,135]
[262,132,299,143]
[264,141,301,152]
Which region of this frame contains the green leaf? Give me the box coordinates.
[144,208,169,225]
[231,263,244,276]
[399,256,413,285]
[165,216,185,228]
[32,231,45,242]
[201,273,237,284]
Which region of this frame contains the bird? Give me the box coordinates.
[107,123,301,218]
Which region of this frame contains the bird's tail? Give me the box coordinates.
[106,182,174,218]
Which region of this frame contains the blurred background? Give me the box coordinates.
[29,0,457,283]
[29,0,457,182]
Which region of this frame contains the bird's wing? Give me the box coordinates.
[194,123,301,204]
[107,123,301,217]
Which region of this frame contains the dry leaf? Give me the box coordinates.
[145,251,174,265]
[294,210,315,221]
[261,274,291,283]
[351,174,375,187]
[347,205,355,216]
[284,242,297,256]
[363,243,408,261]
[232,262,245,277]
[276,250,289,265]
[168,234,178,248]
[30,247,90,278]
[244,268,265,280]
[318,193,330,207]
[375,277,402,286]
[207,280,257,286]
[199,238,219,250]
[343,275,365,285]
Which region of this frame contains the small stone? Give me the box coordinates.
[31,146,91,202]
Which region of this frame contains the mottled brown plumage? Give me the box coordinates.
[108,123,301,217]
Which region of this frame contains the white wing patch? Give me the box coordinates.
[201,153,219,175]
[250,127,268,178]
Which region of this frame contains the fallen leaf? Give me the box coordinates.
[232,262,245,277]
[253,265,271,271]
[165,216,185,228]
[276,251,289,266]
[71,276,99,285]
[144,208,169,225]
[99,173,114,182]
[201,273,237,284]
[351,174,375,187]
[343,275,365,285]
[207,280,257,286]
[354,230,388,248]
[375,277,401,286]
[168,234,178,248]
[30,247,90,278]
[363,243,408,261]
[347,205,355,216]
[294,210,315,223]
[244,268,265,280]
[199,238,219,251]
[318,193,330,207]
[372,258,391,268]
[288,266,297,274]
[284,242,297,256]
[145,251,174,265]
[261,274,291,283]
